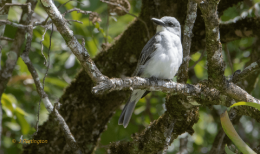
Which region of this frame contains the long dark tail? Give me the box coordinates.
[118,89,145,128]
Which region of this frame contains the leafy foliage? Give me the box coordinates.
[1,0,260,154]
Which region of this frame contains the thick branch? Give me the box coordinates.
[199,0,225,88]
[93,77,201,96]
[190,0,243,53]
[225,82,260,104]
[108,98,199,154]
[93,76,260,105]
[25,0,247,153]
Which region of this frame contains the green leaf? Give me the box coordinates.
[1,93,15,112]
[17,58,30,75]
[2,106,13,117]
[225,145,236,154]
[5,122,21,131]
[230,101,260,111]
[15,110,30,135]
[15,107,29,116]
[220,111,256,154]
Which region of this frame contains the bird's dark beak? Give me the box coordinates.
[151,18,165,26]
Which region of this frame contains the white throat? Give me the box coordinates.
[156,25,166,33]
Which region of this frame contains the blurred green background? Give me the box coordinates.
[1,0,260,153]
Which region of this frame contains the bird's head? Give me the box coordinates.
[151,16,181,37]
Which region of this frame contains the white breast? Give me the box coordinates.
[142,30,183,79]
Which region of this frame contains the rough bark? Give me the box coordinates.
[22,0,250,153]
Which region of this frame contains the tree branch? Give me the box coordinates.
[178,0,197,83]
[0,0,36,99]
[198,0,225,88]
[92,76,260,105]
[21,25,81,154]
[40,0,107,84]
[190,0,243,53]
[108,102,199,154]
[0,0,38,147]
[62,8,92,16]
[0,36,14,41]
[0,3,31,14]
[232,60,260,83]
[25,0,250,153]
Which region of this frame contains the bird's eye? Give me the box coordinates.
[168,23,175,27]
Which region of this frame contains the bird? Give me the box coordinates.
[118,16,183,128]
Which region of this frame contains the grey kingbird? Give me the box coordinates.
[118,16,183,128]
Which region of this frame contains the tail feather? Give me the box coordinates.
[123,101,137,128]
[118,90,145,128]
[118,100,128,125]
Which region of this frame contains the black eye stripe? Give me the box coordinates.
[168,23,174,26]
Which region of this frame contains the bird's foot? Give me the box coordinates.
[149,76,159,82]
[165,79,172,82]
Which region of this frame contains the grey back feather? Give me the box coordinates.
[132,33,160,76]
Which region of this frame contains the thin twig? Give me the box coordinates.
[40,28,48,66]
[100,0,150,38]
[41,23,53,105]
[1,19,52,29]
[0,3,31,13]
[0,20,29,29]
[34,0,83,27]
[220,2,260,25]
[36,24,53,133]
[63,8,92,16]
[43,23,53,89]
[33,20,52,27]
[0,36,14,41]
[66,19,83,24]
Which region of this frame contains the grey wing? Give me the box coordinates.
[132,34,159,76]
